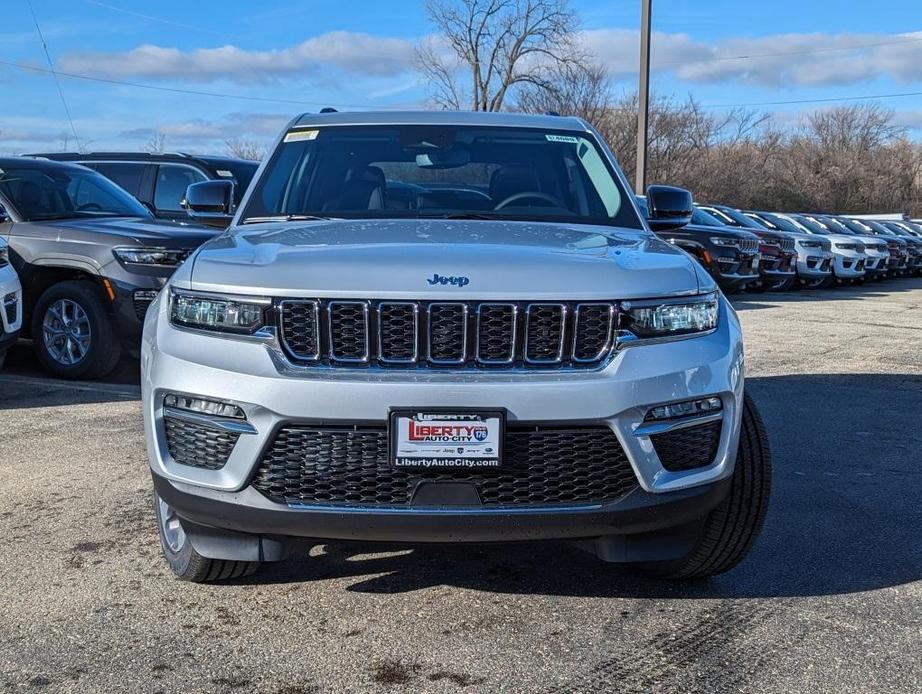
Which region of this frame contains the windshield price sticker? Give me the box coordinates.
[391,411,503,469]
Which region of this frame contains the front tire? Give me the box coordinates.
[154,493,261,583]
[630,393,772,579]
[32,281,121,379]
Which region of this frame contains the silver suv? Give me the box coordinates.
[142,111,771,583]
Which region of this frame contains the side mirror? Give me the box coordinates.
[184,180,235,228]
[645,185,693,231]
[0,203,9,224]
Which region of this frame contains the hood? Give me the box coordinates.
[186,219,702,300]
[680,223,759,240]
[50,217,216,248]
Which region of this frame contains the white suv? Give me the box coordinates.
[0,236,23,368]
[141,111,772,583]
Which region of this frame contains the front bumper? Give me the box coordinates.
[711,250,760,287]
[795,251,833,278]
[831,252,866,278]
[0,264,23,349]
[142,295,745,543]
[758,250,796,278]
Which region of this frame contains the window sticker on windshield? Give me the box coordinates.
[546,134,579,143]
[216,170,234,177]
[284,129,319,143]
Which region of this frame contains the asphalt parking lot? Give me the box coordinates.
[1,280,920,693]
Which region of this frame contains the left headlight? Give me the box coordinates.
[709,237,741,248]
[113,247,190,267]
[797,240,822,249]
[169,289,270,334]
[621,293,719,340]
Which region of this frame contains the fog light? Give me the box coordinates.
[134,289,159,302]
[163,394,245,419]
[646,397,722,421]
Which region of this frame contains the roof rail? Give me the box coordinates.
[544,110,561,117]
[320,107,338,113]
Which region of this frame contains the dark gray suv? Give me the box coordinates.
[0,158,215,379]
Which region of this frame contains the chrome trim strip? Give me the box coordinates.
[427,302,468,365]
[377,301,419,364]
[571,303,616,363]
[632,411,723,437]
[327,300,371,363]
[286,502,605,513]
[163,406,258,435]
[524,303,567,364]
[475,303,518,364]
[278,299,320,361]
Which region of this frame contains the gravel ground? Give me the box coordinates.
[1,279,920,693]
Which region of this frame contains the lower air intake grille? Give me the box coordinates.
[251,426,637,508]
[164,416,239,470]
[650,420,722,472]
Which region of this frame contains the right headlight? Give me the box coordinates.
[797,240,822,249]
[709,237,741,248]
[620,293,719,340]
[169,289,269,334]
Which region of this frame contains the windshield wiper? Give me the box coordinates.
[241,214,335,224]
[416,212,503,221]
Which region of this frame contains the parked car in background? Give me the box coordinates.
[812,216,891,281]
[697,204,797,291]
[30,152,259,226]
[744,211,834,289]
[636,197,760,293]
[837,217,910,277]
[0,235,23,368]
[0,157,216,378]
[878,221,922,275]
[144,110,772,583]
[788,214,867,283]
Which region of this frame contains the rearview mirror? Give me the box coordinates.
[645,185,693,231]
[184,180,235,229]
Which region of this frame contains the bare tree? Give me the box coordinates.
[515,61,612,124]
[224,138,267,161]
[417,0,582,111]
[144,131,167,154]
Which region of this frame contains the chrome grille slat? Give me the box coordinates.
[279,300,617,369]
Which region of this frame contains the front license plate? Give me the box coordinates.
[390,410,504,470]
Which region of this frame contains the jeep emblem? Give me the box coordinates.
[427,273,470,287]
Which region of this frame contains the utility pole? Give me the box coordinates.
[635,0,652,194]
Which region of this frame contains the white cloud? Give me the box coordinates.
[582,29,922,88]
[57,31,416,84]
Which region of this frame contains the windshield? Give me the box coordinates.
[791,215,831,235]
[821,217,856,235]
[691,207,726,227]
[0,165,150,222]
[242,125,642,229]
[760,212,805,233]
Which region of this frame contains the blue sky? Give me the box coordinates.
[1,0,920,154]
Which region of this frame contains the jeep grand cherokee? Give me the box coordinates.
[141,111,771,583]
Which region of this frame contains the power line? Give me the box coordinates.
[702,90,922,108]
[659,35,922,66]
[82,0,248,41]
[25,0,81,147]
[0,59,371,109]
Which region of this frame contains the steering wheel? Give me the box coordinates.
[494,192,565,210]
[77,203,103,212]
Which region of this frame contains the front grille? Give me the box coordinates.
[650,420,722,472]
[279,300,616,369]
[163,416,239,470]
[739,238,759,253]
[251,425,637,507]
[780,238,796,252]
[132,292,157,322]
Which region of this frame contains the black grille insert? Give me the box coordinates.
[650,420,722,472]
[251,425,637,508]
[164,416,239,470]
[278,300,616,369]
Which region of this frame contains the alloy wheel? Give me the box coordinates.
[41,299,92,366]
[157,495,187,553]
